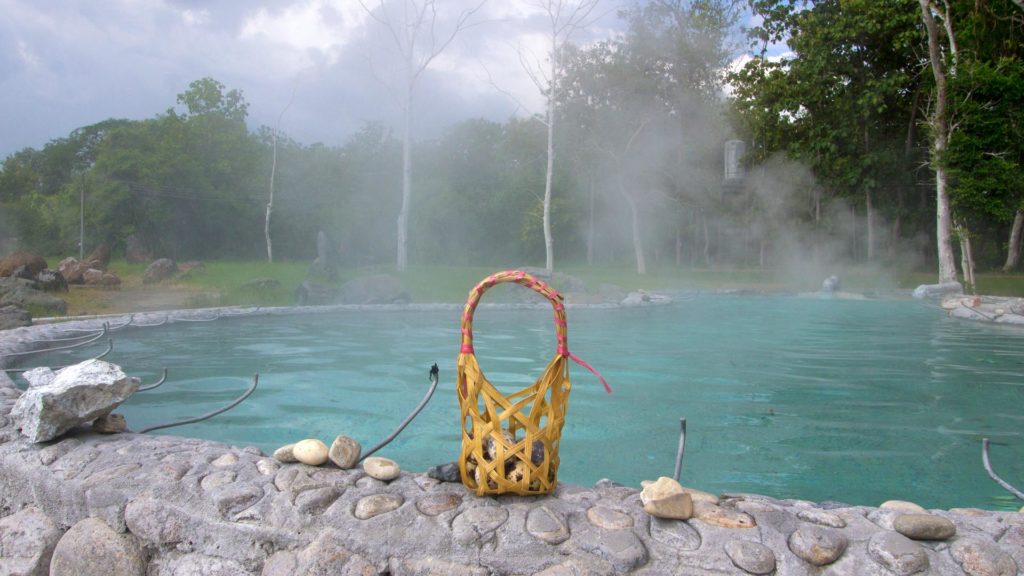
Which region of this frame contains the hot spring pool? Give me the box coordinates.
[22,294,1024,510]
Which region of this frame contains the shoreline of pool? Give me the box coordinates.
[1,302,1022,574]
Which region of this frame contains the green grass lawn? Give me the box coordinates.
[40,257,1024,316]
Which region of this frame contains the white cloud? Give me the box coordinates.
[239,0,368,70]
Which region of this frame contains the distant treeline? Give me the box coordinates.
[1,0,1021,275]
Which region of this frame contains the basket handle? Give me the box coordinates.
[460,270,567,356]
[459,270,612,393]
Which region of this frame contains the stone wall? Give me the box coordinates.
[0,308,1022,575]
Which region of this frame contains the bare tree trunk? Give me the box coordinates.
[957,222,976,292]
[265,138,276,263]
[866,190,875,261]
[1003,209,1024,271]
[702,211,711,267]
[543,78,555,274]
[920,0,959,284]
[587,174,595,265]
[675,229,682,267]
[397,85,412,273]
[760,238,766,268]
[618,183,646,275]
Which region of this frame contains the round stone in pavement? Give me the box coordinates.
[354,493,404,520]
[526,505,570,544]
[893,514,956,541]
[416,493,462,516]
[796,508,846,528]
[586,505,634,529]
[787,525,848,566]
[867,530,929,575]
[950,537,1018,576]
[724,539,776,575]
[49,517,146,576]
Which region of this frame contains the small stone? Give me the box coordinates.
[880,500,926,513]
[49,517,146,576]
[354,494,403,519]
[643,492,693,520]
[592,530,648,572]
[893,513,957,541]
[328,435,361,469]
[867,530,929,576]
[200,470,237,491]
[362,456,400,481]
[950,537,1017,576]
[787,525,848,566]
[586,505,634,529]
[640,476,684,505]
[725,540,777,575]
[292,439,329,466]
[526,505,570,544]
[273,443,297,463]
[256,458,280,475]
[426,462,462,483]
[211,453,239,467]
[416,493,462,516]
[91,413,127,433]
[693,501,756,529]
[0,507,62,576]
[796,508,847,528]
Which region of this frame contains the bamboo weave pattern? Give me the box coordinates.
[456,270,571,495]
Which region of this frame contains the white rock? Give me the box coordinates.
[22,367,55,388]
[880,500,926,513]
[363,456,401,481]
[640,477,684,505]
[292,439,329,466]
[12,360,140,443]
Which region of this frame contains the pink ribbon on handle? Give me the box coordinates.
[568,352,613,394]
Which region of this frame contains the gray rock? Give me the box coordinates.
[34,269,68,293]
[0,506,62,576]
[273,443,297,463]
[822,275,840,293]
[867,530,929,575]
[337,274,408,305]
[893,513,956,540]
[353,494,403,520]
[386,556,489,576]
[426,461,461,483]
[0,304,31,330]
[12,359,140,442]
[787,525,848,566]
[913,281,963,299]
[49,517,145,576]
[725,540,777,575]
[38,437,82,465]
[327,435,360,469]
[21,367,54,388]
[143,258,178,284]
[0,279,66,315]
[950,537,1017,576]
[526,505,570,544]
[152,553,252,576]
[796,507,847,528]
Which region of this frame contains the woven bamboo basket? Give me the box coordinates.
[456,270,577,496]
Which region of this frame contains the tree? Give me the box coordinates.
[517,0,603,274]
[919,0,961,284]
[358,0,487,272]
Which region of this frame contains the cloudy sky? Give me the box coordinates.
[0,1,772,160]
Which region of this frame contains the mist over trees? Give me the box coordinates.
[1,0,1022,282]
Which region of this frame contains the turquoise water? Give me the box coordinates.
[25,295,1024,510]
